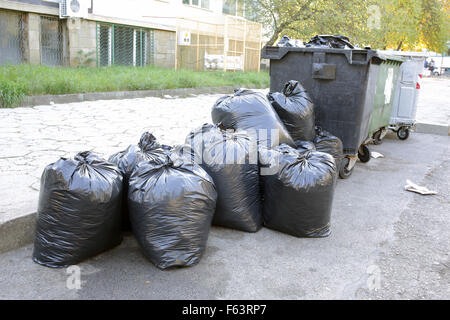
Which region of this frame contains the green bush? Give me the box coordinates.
[0,64,269,108]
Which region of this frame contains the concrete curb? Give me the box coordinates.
[19,86,254,107]
[414,122,450,136]
[0,212,36,254]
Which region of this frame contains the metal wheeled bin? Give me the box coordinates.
[365,53,403,147]
[381,51,427,141]
[261,45,385,178]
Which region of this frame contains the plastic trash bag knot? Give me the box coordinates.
[138,132,161,152]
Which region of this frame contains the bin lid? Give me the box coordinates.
[378,50,428,60]
[261,45,384,66]
[376,51,405,63]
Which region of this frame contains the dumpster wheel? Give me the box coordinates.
[373,130,383,145]
[339,157,357,179]
[358,145,371,163]
[397,127,410,140]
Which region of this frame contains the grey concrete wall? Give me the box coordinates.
[26,12,41,64]
[0,4,177,69]
[0,9,41,65]
[67,18,97,67]
[154,29,176,69]
[9,0,58,8]
[66,20,176,68]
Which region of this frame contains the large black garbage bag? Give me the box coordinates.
[108,132,169,231]
[186,124,262,232]
[212,89,295,149]
[32,151,123,268]
[128,148,217,269]
[277,35,293,47]
[313,126,343,170]
[268,80,316,142]
[109,132,170,175]
[261,144,337,238]
[305,35,354,49]
[294,140,316,154]
[277,35,302,47]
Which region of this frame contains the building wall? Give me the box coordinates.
[0,0,260,70]
[0,8,25,65]
[0,9,42,65]
[91,0,224,27]
[8,0,58,9]
[26,12,41,64]
[67,18,96,67]
[154,29,176,69]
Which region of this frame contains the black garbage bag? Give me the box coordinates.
[277,35,303,47]
[186,123,262,232]
[261,144,337,238]
[268,80,316,142]
[305,35,354,49]
[277,35,293,47]
[108,132,169,231]
[128,147,217,269]
[32,151,123,268]
[313,126,343,170]
[294,140,316,153]
[212,89,295,149]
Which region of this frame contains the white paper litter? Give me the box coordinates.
[371,151,384,158]
[405,179,437,195]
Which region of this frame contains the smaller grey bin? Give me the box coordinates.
[379,51,427,140]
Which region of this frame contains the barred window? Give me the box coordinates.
[223,0,245,16]
[40,16,64,66]
[183,0,210,9]
[97,23,154,67]
[0,10,24,65]
[97,25,111,66]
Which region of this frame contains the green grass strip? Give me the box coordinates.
[0,64,269,108]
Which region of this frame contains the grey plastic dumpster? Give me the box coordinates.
[262,45,384,178]
[379,51,426,141]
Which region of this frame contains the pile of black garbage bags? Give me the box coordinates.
[277,34,356,49]
[33,80,343,270]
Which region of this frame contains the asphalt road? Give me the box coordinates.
[0,132,449,300]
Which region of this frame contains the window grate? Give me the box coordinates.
[0,10,25,65]
[40,16,64,66]
[97,23,155,67]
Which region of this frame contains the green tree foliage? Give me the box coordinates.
[245,0,317,45]
[419,0,449,52]
[246,0,449,52]
[376,0,422,50]
[380,0,449,52]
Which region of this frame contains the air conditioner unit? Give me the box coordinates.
[178,31,191,46]
[59,0,89,19]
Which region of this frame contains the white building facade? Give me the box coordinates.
[0,0,262,70]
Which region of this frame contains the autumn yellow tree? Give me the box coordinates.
[380,0,449,52]
[418,0,449,52]
[246,0,449,52]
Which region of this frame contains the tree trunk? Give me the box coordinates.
[267,29,282,46]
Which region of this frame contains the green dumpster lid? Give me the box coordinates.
[376,51,405,63]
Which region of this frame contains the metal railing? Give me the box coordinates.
[175,15,262,71]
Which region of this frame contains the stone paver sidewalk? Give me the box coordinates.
[416,78,450,127]
[0,91,253,226]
